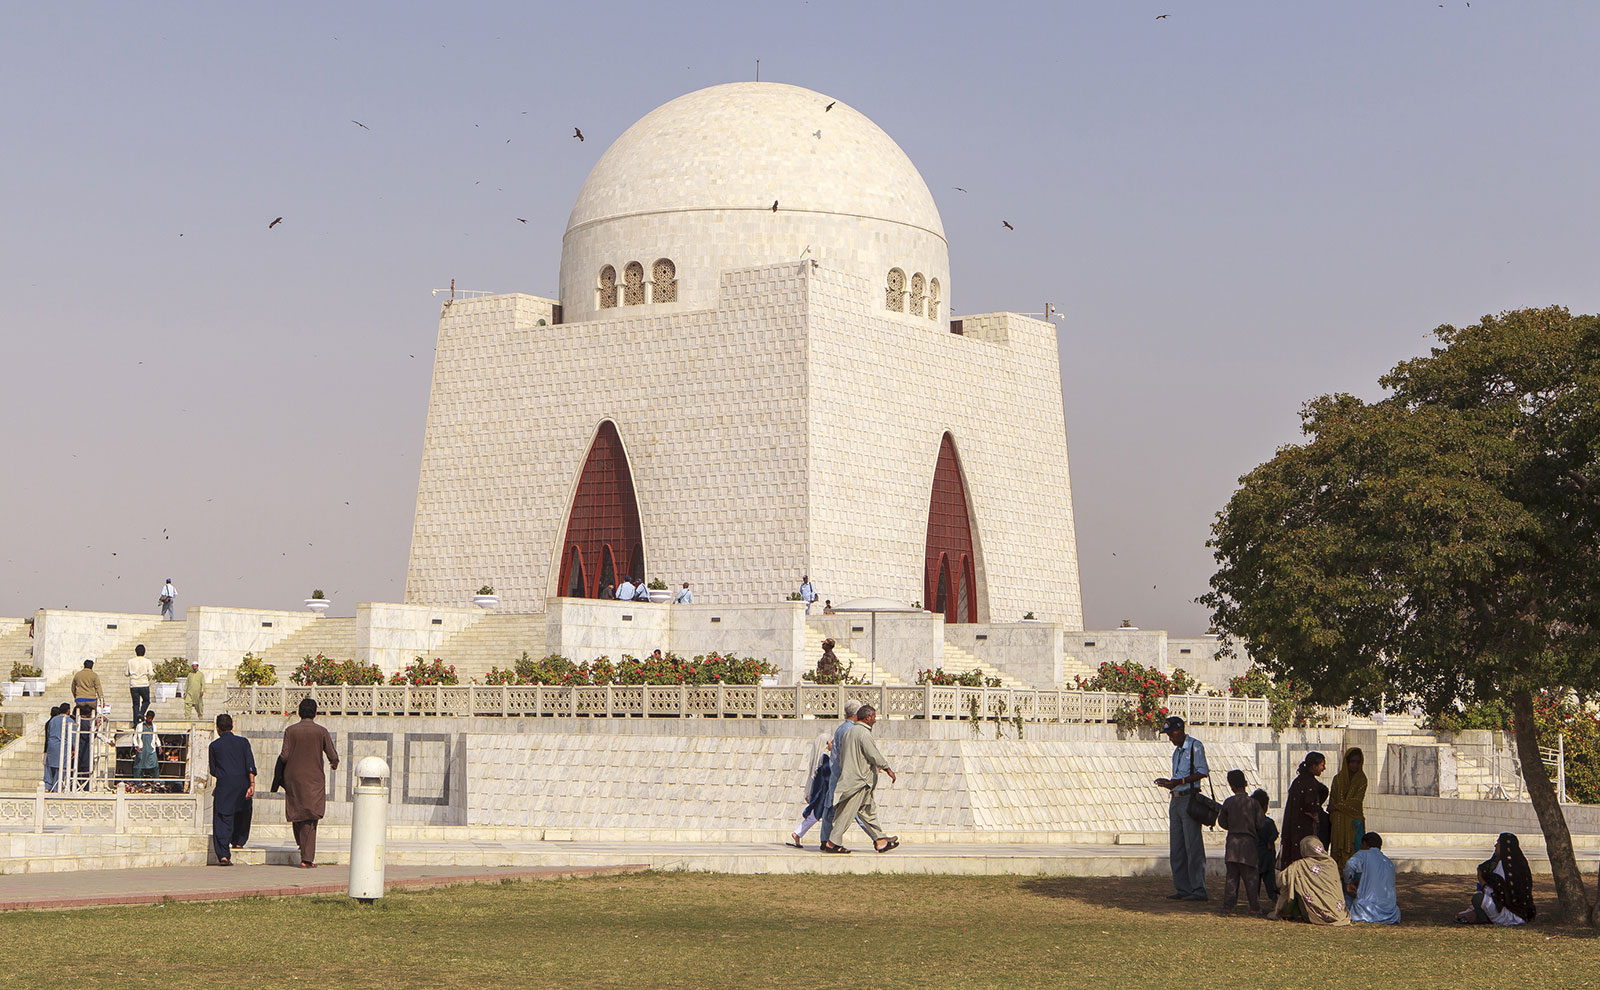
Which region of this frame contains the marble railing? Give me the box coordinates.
[0,791,203,833]
[225,683,1271,726]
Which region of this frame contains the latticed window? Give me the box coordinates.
[886,268,905,312]
[928,278,941,320]
[908,273,926,317]
[598,266,618,309]
[622,262,646,306]
[651,259,677,303]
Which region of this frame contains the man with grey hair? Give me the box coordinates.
[823,704,899,853]
[816,699,859,851]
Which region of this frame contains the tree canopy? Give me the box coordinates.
[1202,306,1600,923]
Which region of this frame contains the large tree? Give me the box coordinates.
[1202,307,1600,924]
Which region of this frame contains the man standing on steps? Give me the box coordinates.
[159,578,177,620]
[799,575,818,615]
[127,644,153,726]
[1155,715,1210,902]
[71,659,104,718]
[183,662,205,719]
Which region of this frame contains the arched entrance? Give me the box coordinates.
[924,433,982,623]
[556,421,645,598]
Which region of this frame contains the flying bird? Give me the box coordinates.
[953,186,967,193]
[573,127,584,141]
[1156,13,1169,19]
[351,120,369,130]
[771,200,779,212]
[517,218,527,223]
[268,217,283,229]
[824,101,836,112]
[1002,220,1014,230]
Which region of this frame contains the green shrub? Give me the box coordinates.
[290,653,383,686]
[389,657,460,686]
[235,653,277,686]
[1225,665,1323,732]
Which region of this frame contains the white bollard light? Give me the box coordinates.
[348,756,390,903]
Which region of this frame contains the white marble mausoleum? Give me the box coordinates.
[404,82,1084,626]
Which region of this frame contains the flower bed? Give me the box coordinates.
[389,657,460,686]
[290,653,384,686]
[915,667,1001,688]
[1221,665,1322,732]
[9,661,42,680]
[479,651,778,686]
[151,656,191,682]
[235,652,278,686]
[1073,661,1198,731]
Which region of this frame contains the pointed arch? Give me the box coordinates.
[556,421,645,598]
[924,433,983,623]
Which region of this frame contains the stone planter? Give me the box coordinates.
[152,682,178,703]
[305,599,331,613]
[472,594,499,609]
[647,589,670,604]
[0,681,17,700]
[22,676,46,696]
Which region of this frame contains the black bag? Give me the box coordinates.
[271,755,286,793]
[1178,740,1221,828]
[1188,780,1222,828]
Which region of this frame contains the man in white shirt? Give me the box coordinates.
[634,582,651,602]
[127,644,153,727]
[160,578,177,620]
[616,578,636,601]
[673,582,693,604]
[799,575,818,614]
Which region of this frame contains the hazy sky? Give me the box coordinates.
[4,2,1597,632]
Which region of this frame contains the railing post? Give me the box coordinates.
[534,683,544,716]
[435,683,443,715]
[716,684,726,719]
[249,685,258,713]
[924,681,933,720]
[605,684,614,718]
[756,685,764,718]
[878,684,887,717]
[642,683,651,718]
[570,684,578,718]
[114,789,126,832]
[500,684,509,716]
[34,790,45,833]
[679,683,688,719]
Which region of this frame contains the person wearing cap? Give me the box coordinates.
[817,699,861,852]
[183,663,206,719]
[1155,714,1210,901]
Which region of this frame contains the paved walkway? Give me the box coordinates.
[0,862,647,912]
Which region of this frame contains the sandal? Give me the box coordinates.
[874,836,900,853]
[785,836,805,849]
[820,841,852,854]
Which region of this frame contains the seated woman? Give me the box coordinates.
[1268,837,1351,925]
[1456,833,1537,925]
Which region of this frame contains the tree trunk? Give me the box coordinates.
[1511,689,1593,925]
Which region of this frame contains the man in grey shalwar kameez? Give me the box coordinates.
[824,705,899,853]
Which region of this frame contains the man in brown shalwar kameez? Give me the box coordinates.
[280,697,338,868]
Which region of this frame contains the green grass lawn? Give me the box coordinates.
[1,872,1594,989]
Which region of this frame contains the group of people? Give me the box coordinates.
[787,699,900,854]
[594,578,696,604]
[204,698,339,868]
[1162,718,1537,926]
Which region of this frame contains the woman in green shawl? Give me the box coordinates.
[1269,837,1351,925]
[1328,747,1367,871]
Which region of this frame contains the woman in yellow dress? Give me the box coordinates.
[1328,747,1367,871]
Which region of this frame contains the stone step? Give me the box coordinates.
[938,640,1031,690]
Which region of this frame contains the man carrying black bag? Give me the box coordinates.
[1155,715,1211,901]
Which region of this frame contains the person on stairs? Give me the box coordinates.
[127,644,153,727]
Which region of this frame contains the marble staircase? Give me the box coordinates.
[800,627,907,685]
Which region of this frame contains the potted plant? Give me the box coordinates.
[1022,611,1038,621]
[472,584,498,608]
[152,657,190,701]
[10,661,45,697]
[305,589,331,613]
[646,578,670,604]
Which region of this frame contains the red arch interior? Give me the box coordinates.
[558,422,645,598]
[925,434,978,623]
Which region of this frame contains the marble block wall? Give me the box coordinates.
[185,607,320,676]
[358,602,485,674]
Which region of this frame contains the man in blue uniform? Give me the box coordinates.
[207,714,256,866]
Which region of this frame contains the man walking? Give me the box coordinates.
[823,704,899,854]
[208,714,256,866]
[1155,715,1210,901]
[673,582,693,604]
[127,644,153,726]
[159,578,177,620]
[817,699,859,852]
[799,575,818,614]
[183,663,205,719]
[278,697,338,868]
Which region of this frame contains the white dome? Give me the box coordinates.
[559,83,949,323]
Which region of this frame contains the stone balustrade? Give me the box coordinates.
[225,683,1270,726]
[0,791,203,833]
